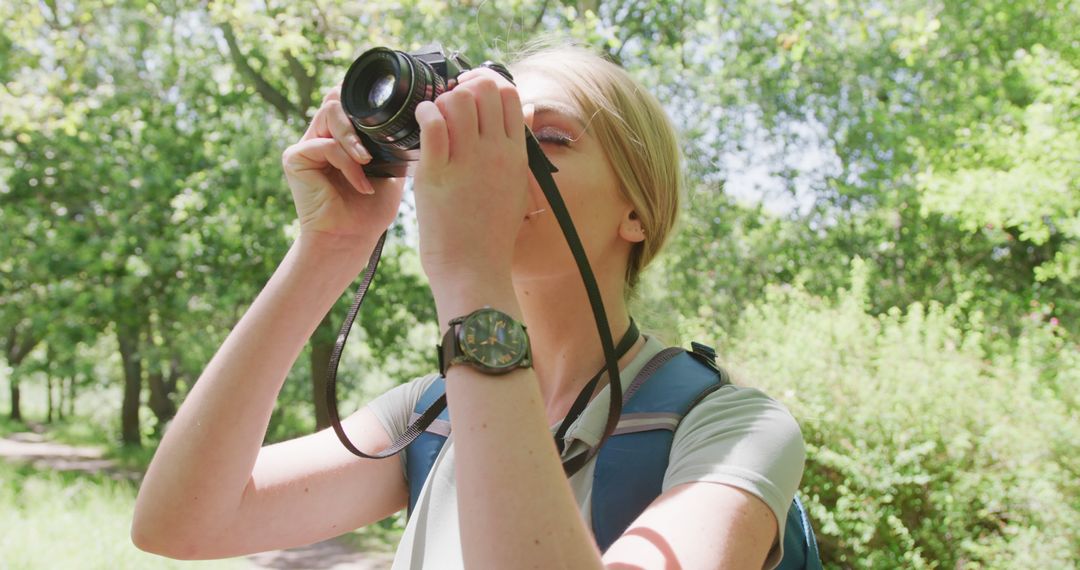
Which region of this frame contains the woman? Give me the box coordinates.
[132,42,805,569]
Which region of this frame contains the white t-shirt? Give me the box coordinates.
[366,334,806,569]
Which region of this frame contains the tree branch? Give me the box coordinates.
[39,0,64,30]
[3,327,16,362]
[7,323,41,366]
[285,50,316,120]
[529,0,550,34]
[219,21,301,121]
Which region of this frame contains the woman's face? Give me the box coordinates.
[511,72,640,286]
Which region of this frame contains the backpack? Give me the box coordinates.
[404,342,823,569]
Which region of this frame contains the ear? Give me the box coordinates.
[618,208,646,244]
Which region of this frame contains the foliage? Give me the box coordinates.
[0,461,245,569]
[915,43,1080,324]
[678,259,1079,568]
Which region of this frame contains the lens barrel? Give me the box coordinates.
[341,47,444,151]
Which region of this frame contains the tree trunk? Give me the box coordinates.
[310,314,335,431]
[46,375,54,423]
[45,344,54,423]
[67,375,76,418]
[9,377,21,422]
[5,327,39,422]
[57,376,67,420]
[147,368,177,435]
[117,324,143,447]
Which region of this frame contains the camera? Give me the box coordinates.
[341,43,513,178]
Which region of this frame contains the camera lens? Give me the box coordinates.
[369,75,396,108]
[341,47,445,151]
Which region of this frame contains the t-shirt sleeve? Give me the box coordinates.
[364,373,441,482]
[662,384,806,570]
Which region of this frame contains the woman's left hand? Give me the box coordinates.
[412,67,531,296]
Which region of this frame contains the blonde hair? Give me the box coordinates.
[506,40,683,299]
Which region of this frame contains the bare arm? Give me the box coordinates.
[132,236,408,559]
[133,84,410,559]
[602,483,776,569]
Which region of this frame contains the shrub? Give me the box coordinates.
[678,258,1079,568]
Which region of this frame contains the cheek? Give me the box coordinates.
[557,165,621,231]
[519,153,621,249]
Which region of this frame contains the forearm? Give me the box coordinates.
[435,282,605,570]
[133,234,377,544]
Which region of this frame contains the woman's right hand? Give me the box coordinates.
[282,86,406,250]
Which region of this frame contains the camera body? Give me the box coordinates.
[341,43,511,178]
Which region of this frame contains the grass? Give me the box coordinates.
[0,411,403,568]
[0,460,246,570]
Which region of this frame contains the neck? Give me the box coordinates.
[513,270,645,426]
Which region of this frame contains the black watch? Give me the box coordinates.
[438,307,532,376]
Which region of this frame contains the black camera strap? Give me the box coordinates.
[326,132,629,479]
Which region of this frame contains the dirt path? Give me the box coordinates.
[0,427,394,570]
[0,429,139,479]
[246,538,393,569]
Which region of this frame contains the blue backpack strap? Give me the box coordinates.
[776,496,824,570]
[592,344,822,570]
[405,376,451,518]
[591,347,724,551]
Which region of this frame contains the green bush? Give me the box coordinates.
[678,258,1079,568]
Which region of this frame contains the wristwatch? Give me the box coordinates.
[438,307,532,376]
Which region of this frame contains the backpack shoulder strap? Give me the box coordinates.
[404,376,450,518]
[592,343,822,570]
[591,345,727,551]
[776,496,824,570]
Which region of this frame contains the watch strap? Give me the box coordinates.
[437,323,457,377]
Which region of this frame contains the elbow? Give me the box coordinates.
[130,522,170,558]
[130,510,209,560]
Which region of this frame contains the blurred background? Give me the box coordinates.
[1,0,1076,568]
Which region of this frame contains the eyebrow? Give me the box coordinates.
[528,101,586,128]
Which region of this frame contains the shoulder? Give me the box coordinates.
[678,384,805,454]
[365,373,442,440]
[664,383,806,543]
[669,384,806,478]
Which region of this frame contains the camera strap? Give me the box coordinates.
[325,132,628,479]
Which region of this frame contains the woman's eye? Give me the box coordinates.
[533,127,573,146]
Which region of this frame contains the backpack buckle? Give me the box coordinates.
[689,342,730,385]
[690,342,717,362]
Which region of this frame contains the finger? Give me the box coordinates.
[437,89,479,158]
[283,138,374,194]
[325,99,372,163]
[500,86,524,142]
[457,67,513,89]
[301,87,344,141]
[302,104,330,141]
[461,77,503,138]
[416,100,449,167]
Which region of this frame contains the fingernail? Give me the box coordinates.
[348,136,371,161]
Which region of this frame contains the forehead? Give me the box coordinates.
[516,73,586,125]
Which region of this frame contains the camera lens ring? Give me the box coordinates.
[342,48,444,151]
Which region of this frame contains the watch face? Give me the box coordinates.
[459,309,529,371]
